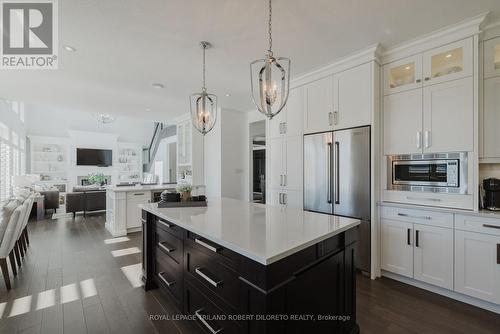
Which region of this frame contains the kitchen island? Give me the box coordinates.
[140,198,360,334]
[105,183,177,236]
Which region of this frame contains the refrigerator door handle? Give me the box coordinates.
[334,141,340,205]
[327,142,332,203]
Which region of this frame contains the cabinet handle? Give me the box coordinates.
[416,131,422,149]
[280,175,283,187]
[195,238,221,253]
[158,272,175,287]
[283,175,287,187]
[483,224,500,230]
[406,196,441,202]
[134,193,145,196]
[415,230,420,248]
[195,267,222,288]
[158,220,173,229]
[424,77,430,81]
[282,122,287,134]
[279,193,283,204]
[397,213,432,220]
[328,112,333,126]
[407,228,411,245]
[333,111,339,125]
[158,241,175,253]
[416,79,422,83]
[195,309,223,334]
[282,193,287,205]
[424,131,430,148]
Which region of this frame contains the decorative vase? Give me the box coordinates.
[181,191,191,202]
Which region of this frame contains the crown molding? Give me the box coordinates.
[482,19,500,41]
[291,43,382,88]
[382,12,490,64]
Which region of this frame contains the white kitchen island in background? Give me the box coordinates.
[105,184,177,236]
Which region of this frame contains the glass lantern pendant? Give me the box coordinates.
[250,0,291,119]
[190,41,217,135]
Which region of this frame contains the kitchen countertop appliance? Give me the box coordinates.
[303,126,371,274]
[483,178,500,211]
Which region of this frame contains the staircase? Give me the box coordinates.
[143,122,176,172]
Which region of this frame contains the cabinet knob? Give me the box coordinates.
[424,77,430,81]
[416,79,422,83]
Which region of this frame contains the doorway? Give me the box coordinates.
[249,121,266,204]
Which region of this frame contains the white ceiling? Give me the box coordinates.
[2,0,500,122]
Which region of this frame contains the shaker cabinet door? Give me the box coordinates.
[455,230,500,304]
[483,77,500,158]
[383,89,423,155]
[413,224,453,289]
[384,55,423,95]
[268,137,284,190]
[422,77,473,153]
[381,219,414,278]
[304,75,333,134]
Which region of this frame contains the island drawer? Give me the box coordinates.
[156,217,184,239]
[156,227,183,264]
[155,255,182,304]
[186,231,240,269]
[185,243,240,311]
[185,280,241,334]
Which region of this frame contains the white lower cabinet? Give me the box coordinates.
[381,208,454,289]
[126,192,151,229]
[381,219,414,278]
[268,189,303,209]
[413,223,453,289]
[455,230,500,304]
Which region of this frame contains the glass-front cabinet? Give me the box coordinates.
[484,36,500,79]
[384,37,473,95]
[384,55,422,95]
[422,38,473,85]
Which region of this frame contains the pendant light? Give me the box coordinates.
[250,0,290,119]
[190,41,217,135]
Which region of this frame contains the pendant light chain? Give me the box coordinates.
[268,0,272,56]
[202,44,206,91]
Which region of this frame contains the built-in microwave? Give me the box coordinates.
[387,152,468,194]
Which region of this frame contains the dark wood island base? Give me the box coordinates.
[142,209,359,334]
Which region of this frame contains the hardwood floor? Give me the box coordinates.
[0,214,498,334]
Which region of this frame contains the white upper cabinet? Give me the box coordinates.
[422,77,474,153]
[268,137,284,191]
[483,76,500,158]
[384,55,423,95]
[484,36,500,79]
[422,38,473,86]
[333,63,372,129]
[383,89,423,155]
[304,75,334,134]
[284,87,304,137]
[284,135,302,191]
[268,104,286,139]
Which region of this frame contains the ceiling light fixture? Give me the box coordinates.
[225,93,231,97]
[446,54,452,58]
[152,83,164,89]
[190,41,217,135]
[250,0,290,120]
[95,113,115,124]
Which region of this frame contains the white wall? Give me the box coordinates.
[204,110,222,198]
[25,104,154,145]
[0,100,26,141]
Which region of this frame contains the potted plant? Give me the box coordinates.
[176,183,192,202]
[88,173,106,186]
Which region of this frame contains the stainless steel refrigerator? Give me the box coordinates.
[303,126,371,273]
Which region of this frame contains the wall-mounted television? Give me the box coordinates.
[76,148,113,167]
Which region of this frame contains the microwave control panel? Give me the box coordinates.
[447,161,459,187]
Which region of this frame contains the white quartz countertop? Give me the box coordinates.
[106,184,177,192]
[139,198,360,265]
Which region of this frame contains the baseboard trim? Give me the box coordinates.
[127,226,142,234]
[105,222,127,237]
[382,270,500,314]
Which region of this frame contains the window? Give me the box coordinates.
[0,104,26,201]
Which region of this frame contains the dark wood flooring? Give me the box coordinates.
[0,214,498,334]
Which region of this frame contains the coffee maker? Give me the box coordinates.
[483,178,500,211]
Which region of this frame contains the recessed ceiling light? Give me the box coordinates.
[64,45,76,52]
[446,54,452,58]
[152,83,164,89]
[225,93,231,97]
[145,108,151,112]
[405,66,411,70]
